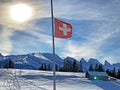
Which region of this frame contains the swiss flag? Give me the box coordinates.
[54,18,72,38]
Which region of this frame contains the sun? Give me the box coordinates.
[10,4,32,22]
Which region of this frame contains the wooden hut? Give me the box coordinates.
[86,71,109,80]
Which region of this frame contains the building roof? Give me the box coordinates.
[87,71,108,77]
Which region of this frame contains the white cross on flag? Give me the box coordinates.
[54,18,72,38]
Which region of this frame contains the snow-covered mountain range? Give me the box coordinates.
[0,52,120,72]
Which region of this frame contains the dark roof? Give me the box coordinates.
[87,71,108,77]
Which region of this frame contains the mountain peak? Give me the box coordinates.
[64,57,76,62]
[42,53,64,68]
[80,58,86,62]
[0,52,120,72]
[88,58,101,65]
[104,60,112,66]
[29,53,49,61]
[104,60,114,70]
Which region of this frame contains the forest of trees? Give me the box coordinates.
[89,64,120,79]
[4,59,14,69]
[106,68,120,79]
[39,63,52,71]
[89,64,104,72]
[39,58,80,72]
[2,58,120,79]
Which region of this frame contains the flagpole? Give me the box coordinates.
[50,0,56,90]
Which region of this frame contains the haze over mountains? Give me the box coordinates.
[1,17,120,64]
[0,52,120,72]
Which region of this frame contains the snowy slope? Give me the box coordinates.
[5,53,53,70]
[104,60,114,71]
[88,58,101,67]
[0,53,8,68]
[0,53,4,60]
[0,69,120,90]
[80,58,89,72]
[42,53,64,68]
[64,57,79,66]
[0,52,120,71]
[64,56,77,62]
[25,53,51,69]
[113,63,120,70]
[64,56,79,64]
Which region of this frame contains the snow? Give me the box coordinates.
[104,60,114,70]
[0,52,120,72]
[0,69,120,90]
[42,53,64,68]
[88,58,101,66]
[0,54,3,59]
[33,53,49,60]
[113,63,120,70]
[80,58,89,72]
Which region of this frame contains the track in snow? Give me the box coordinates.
[0,69,120,90]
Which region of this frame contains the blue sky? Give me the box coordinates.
[0,0,120,63]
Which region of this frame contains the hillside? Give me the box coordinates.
[0,69,120,90]
[0,52,120,72]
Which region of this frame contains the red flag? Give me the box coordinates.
[54,18,72,38]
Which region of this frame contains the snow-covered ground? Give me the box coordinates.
[0,69,120,90]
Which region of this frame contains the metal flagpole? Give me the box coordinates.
[50,0,56,90]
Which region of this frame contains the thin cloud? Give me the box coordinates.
[61,19,120,61]
[61,40,97,60]
[54,0,120,21]
[0,27,13,55]
[0,0,120,63]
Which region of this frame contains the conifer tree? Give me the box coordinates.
[112,68,116,77]
[89,64,94,71]
[98,64,104,72]
[95,64,99,71]
[72,59,78,72]
[79,60,83,72]
[117,69,120,79]
[47,63,51,71]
